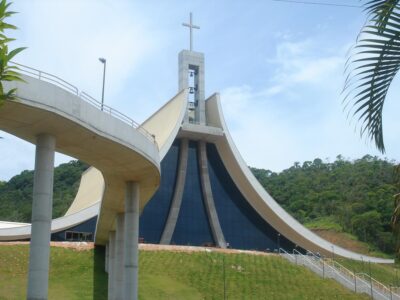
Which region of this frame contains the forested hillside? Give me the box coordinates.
[0,155,397,254]
[252,155,397,254]
[0,160,88,222]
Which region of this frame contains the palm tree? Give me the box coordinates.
[343,0,400,255]
[0,0,25,105]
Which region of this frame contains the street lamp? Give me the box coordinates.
[277,233,281,252]
[99,57,106,111]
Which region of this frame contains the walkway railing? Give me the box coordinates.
[10,62,155,143]
[279,247,400,300]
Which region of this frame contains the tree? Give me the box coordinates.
[344,0,400,153]
[344,0,400,255]
[0,0,25,106]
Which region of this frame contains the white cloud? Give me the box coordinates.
[220,38,400,172]
[269,39,345,88]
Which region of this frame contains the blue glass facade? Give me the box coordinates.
[206,143,296,251]
[45,138,300,251]
[171,141,214,246]
[51,216,97,241]
[139,138,298,252]
[139,140,180,243]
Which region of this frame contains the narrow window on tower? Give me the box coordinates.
[188,65,199,123]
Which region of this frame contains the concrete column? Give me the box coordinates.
[27,134,55,300]
[160,138,189,244]
[124,181,140,300]
[198,141,226,248]
[115,214,125,300]
[107,231,116,300]
[105,242,109,273]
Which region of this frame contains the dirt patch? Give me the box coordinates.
[0,241,276,256]
[0,241,94,251]
[139,243,274,256]
[311,229,371,255]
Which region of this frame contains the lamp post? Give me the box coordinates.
[99,57,106,111]
[277,233,281,252]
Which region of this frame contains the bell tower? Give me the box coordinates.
[179,13,206,125]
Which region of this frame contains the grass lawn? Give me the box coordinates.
[306,217,392,259]
[0,245,107,300]
[0,244,369,299]
[335,257,400,288]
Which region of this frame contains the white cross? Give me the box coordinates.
[182,12,200,51]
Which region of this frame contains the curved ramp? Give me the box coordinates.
[0,73,161,245]
[205,93,393,264]
[0,87,188,243]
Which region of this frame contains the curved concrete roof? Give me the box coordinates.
[205,93,393,264]
[65,167,104,216]
[0,74,161,245]
[141,89,188,160]
[0,166,102,240]
[0,203,99,241]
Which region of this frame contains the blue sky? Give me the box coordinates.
[1,0,399,181]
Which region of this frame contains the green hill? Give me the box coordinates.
[0,160,88,222]
[252,155,397,255]
[0,155,397,256]
[0,244,368,300]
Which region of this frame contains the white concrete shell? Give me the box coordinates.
[141,89,188,160]
[205,93,393,264]
[0,203,99,241]
[65,167,104,216]
[0,167,102,240]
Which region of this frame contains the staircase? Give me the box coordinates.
[279,248,399,300]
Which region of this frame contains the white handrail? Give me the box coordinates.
[11,61,79,95]
[285,249,396,300]
[357,272,400,299]
[9,61,156,143]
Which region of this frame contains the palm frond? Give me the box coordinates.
[0,1,25,106]
[344,0,400,153]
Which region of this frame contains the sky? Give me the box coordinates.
[1,0,400,181]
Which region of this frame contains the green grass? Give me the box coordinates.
[0,245,107,300]
[305,216,343,231]
[335,258,400,288]
[0,245,369,300]
[305,217,391,259]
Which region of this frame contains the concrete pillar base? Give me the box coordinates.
[115,213,125,299]
[107,231,116,299]
[124,181,140,300]
[27,134,55,300]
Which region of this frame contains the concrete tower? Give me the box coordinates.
[179,12,206,125]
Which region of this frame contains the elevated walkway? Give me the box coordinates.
[1,63,160,244]
[0,62,161,299]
